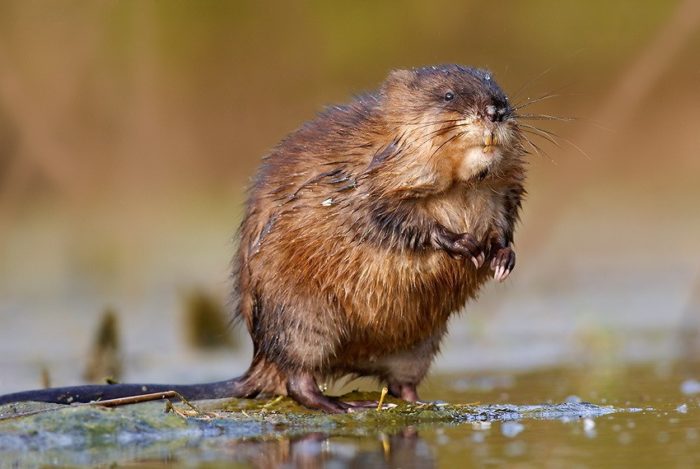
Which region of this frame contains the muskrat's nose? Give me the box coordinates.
[485,105,498,122]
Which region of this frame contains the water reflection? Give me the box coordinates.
[222,429,434,469]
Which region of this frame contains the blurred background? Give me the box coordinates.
[0,0,699,394]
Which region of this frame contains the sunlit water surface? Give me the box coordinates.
[1,363,699,467]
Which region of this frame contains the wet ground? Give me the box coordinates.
[0,181,697,469]
[1,363,698,468]
[0,196,698,467]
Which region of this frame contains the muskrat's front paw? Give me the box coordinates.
[491,247,515,282]
[449,233,485,268]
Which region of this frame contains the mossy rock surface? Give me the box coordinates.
[0,391,618,456]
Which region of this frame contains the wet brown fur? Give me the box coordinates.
[232,65,526,399]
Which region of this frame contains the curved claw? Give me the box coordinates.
[491,247,516,282]
[452,233,485,269]
[476,251,486,268]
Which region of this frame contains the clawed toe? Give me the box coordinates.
[287,373,353,413]
[453,234,484,268]
[475,251,486,269]
[433,227,486,269]
[491,247,516,282]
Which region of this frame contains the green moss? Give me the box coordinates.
[0,387,620,466]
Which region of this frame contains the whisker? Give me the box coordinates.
[512,93,562,112]
[522,134,557,165]
[430,132,462,160]
[521,129,562,153]
[563,116,615,133]
[521,133,543,157]
[520,124,591,161]
[514,113,576,122]
[552,133,592,160]
[404,123,468,150]
[510,67,553,102]
[511,81,578,110]
[519,124,563,148]
[384,119,466,145]
[515,113,613,133]
[384,118,462,128]
[520,124,561,139]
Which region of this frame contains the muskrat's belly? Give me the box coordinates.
[330,248,484,356]
[252,216,488,358]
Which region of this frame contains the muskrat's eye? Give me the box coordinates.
[444,91,454,101]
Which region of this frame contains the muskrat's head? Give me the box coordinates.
[380,65,522,184]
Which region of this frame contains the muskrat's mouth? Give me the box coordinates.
[464,142,500,157]
[482,132,497,154]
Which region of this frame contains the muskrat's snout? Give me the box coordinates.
[450,112,508,155]
[476,113,505,151]
[475,101,516,152]
[482,104,509,123]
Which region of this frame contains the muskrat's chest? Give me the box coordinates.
[420,185,502,240]
[318,188,500,347]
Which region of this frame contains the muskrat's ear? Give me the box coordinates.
[381,69,416,94]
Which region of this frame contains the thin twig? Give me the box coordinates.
[376,386,389,411]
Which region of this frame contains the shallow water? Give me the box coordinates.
[1,362,698,468]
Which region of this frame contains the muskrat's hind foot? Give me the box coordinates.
[388,382,420,402]
[491,247,516,282]
[286,373,350,413]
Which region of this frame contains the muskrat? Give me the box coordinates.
[0,64,525,413]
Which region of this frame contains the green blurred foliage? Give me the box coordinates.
[0,0,682,206]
